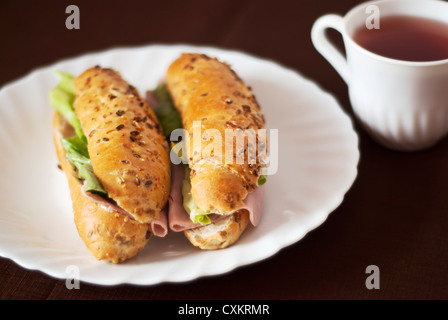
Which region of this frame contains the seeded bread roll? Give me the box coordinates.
[165,53,266,215]
[53,66,171,263]
[53,112,151,263]
[74,67,171,223]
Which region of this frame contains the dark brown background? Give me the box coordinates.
[1,0,447,300]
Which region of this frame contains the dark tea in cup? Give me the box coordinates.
[353,15,448,62]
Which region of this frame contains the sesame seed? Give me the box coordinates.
[242,105,251,112]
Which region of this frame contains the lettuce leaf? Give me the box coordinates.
[182,166,211,225]
[49,71,106,196]
[258,174,267,186]
[61,135,88,158]
[49,71,86,142]
[63,137,107,196]
[152,83,183,137]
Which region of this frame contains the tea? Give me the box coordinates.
[353,15,448,62]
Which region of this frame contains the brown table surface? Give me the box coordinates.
[1,0,447,300]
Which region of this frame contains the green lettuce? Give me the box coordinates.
[258,174,267,186]
[182,166,211,225]
[49,71,86,142]
[49,71,106,196]
[152,82,183,137]
[61,137,107,196]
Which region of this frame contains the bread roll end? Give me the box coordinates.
[190,162,249,214]
[183,210,250,250]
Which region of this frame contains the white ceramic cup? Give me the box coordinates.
[311,0,448,151]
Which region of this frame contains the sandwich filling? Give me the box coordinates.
[149,83,213,225]
[49,71,107,196]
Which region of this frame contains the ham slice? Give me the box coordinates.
[148,209,168,237]
[81,184,168,237]
[168,164,265,232]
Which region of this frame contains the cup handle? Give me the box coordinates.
[311,14,350,85]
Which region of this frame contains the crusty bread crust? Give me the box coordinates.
[53,112,150,263]
[74,67,170,224]
[166,53,266,214]
[184,210,250,250]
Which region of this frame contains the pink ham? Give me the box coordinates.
[145,90,159,110]
[149,211,168,237]
[168,164,265,232]
[81,184,168,237]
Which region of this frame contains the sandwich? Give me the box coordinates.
[149,53,267,250]
[50,66,171,263]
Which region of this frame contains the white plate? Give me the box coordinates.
[0,44,359,286]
